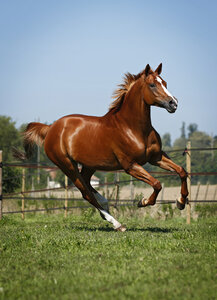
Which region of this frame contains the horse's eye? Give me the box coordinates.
[149,83,156,88]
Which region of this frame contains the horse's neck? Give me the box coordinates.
[117,81,152,133]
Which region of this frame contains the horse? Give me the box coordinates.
[14,63,188,231]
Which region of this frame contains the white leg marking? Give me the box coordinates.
[94,192,121,229]
[94,191,109,211]
[99,209,121,229]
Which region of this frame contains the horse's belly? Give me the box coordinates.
[74,151,121,170]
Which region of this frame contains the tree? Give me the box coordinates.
[162,133,171,148]
[0,116,21,161]
[173,121,187,149]
[181,122,186,139]
[173,137,186,149]
[188,123,198,138]
[2,167,21,193]
[189,131,211,148]
[0,116,23,193]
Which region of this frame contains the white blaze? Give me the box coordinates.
[156,77,177,104]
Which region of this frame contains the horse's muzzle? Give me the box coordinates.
[164,97,178,113]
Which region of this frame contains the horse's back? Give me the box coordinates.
[44,114,102,151]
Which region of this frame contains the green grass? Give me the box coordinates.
[0,211,217,300]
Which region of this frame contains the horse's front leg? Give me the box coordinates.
[122,162,162,207]
[151,151,189,210]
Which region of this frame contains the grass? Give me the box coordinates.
[0,210,217,300]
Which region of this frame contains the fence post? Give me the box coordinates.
[130,176,134,205]
[204,182,209,201]
[104,175,108,199]
[186,141,191,224]
[161,183,165,201]
[213,185,217,200]
[47,176,50,198]
[37,145,40,184]
[115,172,120,207]
[21,168,25,220]
[31,177,35,198]
[64,175,68,218]
[0,151,2,220]
[195,182,200,201]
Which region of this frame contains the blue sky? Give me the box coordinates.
[1,0,217,142]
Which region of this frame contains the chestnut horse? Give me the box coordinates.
[15,63,188,231]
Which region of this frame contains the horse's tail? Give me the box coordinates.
[13,122,50,160]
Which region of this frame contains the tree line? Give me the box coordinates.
[1,116,217,193]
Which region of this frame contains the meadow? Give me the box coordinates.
[0,209,216,300]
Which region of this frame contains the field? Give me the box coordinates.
[0,210,217,300]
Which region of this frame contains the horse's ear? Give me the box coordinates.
[144,64,151,76]
[155,63,162,75]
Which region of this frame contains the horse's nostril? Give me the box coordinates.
[169,100,174,106]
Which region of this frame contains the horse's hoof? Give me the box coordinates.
[137,200,143,207]
[137,198,149,207]
[176,199,185,210]
[115,225,127,232]
[138,199,145,207]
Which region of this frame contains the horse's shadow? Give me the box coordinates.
[70,224,179,233]
[128,227,179,233]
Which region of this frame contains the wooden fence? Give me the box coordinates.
[1,144,217,224]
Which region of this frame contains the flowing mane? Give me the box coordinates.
[109,70,145,112]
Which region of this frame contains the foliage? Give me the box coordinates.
[187,123,198,138]
[161,133,171,148]
[195,204,217,217]
[0,116,23,193]
[190,131,211,148]
[0,214,216,300]
[2,167,22,193]
[54,169,65,187]
[173,136,187,149]
[159,123,217,186]
[180,121,186,139]
[0,116,21,162]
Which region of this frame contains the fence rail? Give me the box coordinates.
[2,199,217,215]
[1,144,217,223]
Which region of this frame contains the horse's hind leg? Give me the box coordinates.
[81,166,109,213]
[54,158,125,231]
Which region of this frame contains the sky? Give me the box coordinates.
[0,0,217,142]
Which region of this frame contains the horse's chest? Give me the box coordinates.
[130,133,161,164]
[145,143,161,161]
[132,144,159,164]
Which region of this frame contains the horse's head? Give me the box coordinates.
[142,63,178,113]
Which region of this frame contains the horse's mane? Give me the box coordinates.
[109,69,145,112]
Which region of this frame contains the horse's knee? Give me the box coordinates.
[179,167,188,180]
[153,180,162,192]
